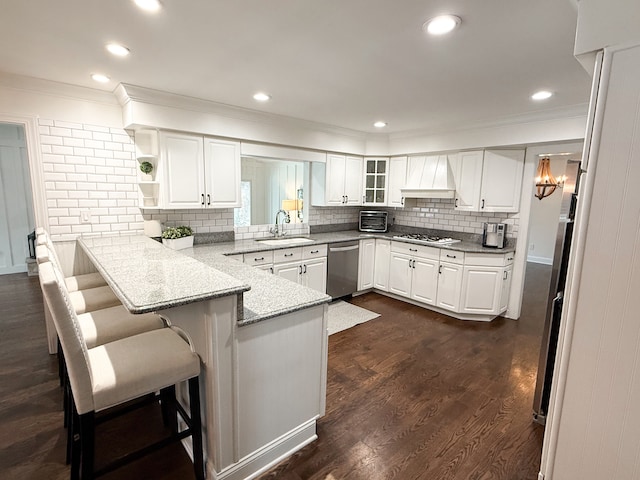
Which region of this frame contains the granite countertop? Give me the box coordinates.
[78,235,250,314]
[183,246,330,326]
[214,230,516,256]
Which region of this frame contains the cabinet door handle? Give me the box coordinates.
[207,194,211,205]
[446,254,456,258]
[507,257,514,261]
[201,194,205,205]
[481,199,485,209]
[503,271,508,280]
[412,259,416,269]
[303,264,307,274]
[310,250,319,254]
[345,195,349,203]
[299,265,303,274]
[455,198,458,208]
[284,253,294,257]
[438,265,443,274]
[254,257,264,262]
[270,267,273,274]
[409,248,418,252]
[363,195,365,203]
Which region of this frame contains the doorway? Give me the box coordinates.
[0,122,36,274]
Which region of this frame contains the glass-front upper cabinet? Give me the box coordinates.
[363,157,388,206]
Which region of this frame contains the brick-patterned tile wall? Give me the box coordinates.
[39,119,143,241]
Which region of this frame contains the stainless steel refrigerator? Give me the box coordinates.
[532,161,581,425]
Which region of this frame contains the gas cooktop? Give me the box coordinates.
[392,234,461,245]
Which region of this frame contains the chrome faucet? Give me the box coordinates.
[270,209,290,237]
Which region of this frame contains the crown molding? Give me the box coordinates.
[116,83,368,140]
[389,103,590,141]
[0,71,119,106]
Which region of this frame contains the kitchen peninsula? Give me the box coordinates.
[77,235,330,480]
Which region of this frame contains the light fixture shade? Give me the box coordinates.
[282,199,302,211]
[534,157,561,200]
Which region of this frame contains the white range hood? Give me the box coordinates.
[400,155,456,199]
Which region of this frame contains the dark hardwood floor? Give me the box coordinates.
[0,262,551,480]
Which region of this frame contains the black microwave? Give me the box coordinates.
[359,211,388,232]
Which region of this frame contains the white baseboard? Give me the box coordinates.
[527,255,553,265]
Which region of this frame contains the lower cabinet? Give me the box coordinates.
[436,261,463,311]
[357,238,376,291]
[272,245,328,294]
[373,239,390,291]
[388,243,440,304]
[460,253,514,315]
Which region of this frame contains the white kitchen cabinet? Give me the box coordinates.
[388,242,440,304]
[272,245,327,294]
[452,150,483,211]
[357,238,375,290]
[160,131,240,209]
[480,150,524,212]
[362,157,388,206]
[373,239,390,291]
[453,149,524,213]
[387,156,408,207]
[312,154,363,206]
[460,252,513,315]
[436,249,464,311]
[134,129,161,209]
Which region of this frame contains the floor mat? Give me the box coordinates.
[327,300,380,335]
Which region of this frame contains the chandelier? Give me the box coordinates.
[535,157,566,200]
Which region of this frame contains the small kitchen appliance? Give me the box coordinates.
[359,211,388,233]
[482,223,506,248]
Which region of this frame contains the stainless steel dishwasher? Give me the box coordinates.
[327,241,359,298]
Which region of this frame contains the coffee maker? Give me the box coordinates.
[482,223,506,248]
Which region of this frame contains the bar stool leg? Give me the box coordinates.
[188,377,205,480]
[160,385,178,434]
[79,411,95,480]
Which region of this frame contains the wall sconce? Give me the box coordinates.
[282,199,303,221]
[535,157,567,200]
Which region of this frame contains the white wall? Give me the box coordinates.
[527,158,567,264]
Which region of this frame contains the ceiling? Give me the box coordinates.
[1,0,592,134]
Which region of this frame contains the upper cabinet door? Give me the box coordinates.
[453,151,483,211]
[362,157,388,206]
[480,150,525,212]
[161,132,204,209]
[204,138,241,208]
[387,156,407,207]
[343,155,363,206]
[325,153,347,206]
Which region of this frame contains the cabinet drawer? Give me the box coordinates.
[243,251,274,266]
[273,247,303,263]
[465,252,512,267]
[391,241,439,260]
[440,250,464,265]
[303,244,327,259]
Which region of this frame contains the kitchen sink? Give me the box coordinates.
[256,237,315,246]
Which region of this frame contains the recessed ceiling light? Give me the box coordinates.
[423,15,461,36]
[91,73,110,83]
[373,121,387,128]
[134,0,162,12]
[253,92,271,102]
[106,43,130,57]
[531,90,553,101]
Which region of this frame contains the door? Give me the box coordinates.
[343,156,363,205]
[303,257,327,294]
[204,138,241,208]
[325,154,346,205]
[357,238,375,290]
[500,265,513,312]
[388,252,412,297]
[373,239,390,291]
[362,157,387,206]
[387,156,407,207]
[454,150,483,211]
[411,257,439,305]
[162,132,204,209]
[0,123,35,274]
[460,265,502,314]
[273,261,301,285]
[480,150,524,212]
[436,262,463,311]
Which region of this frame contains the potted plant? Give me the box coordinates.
[161,225,194,250]
[139,161,154,180]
